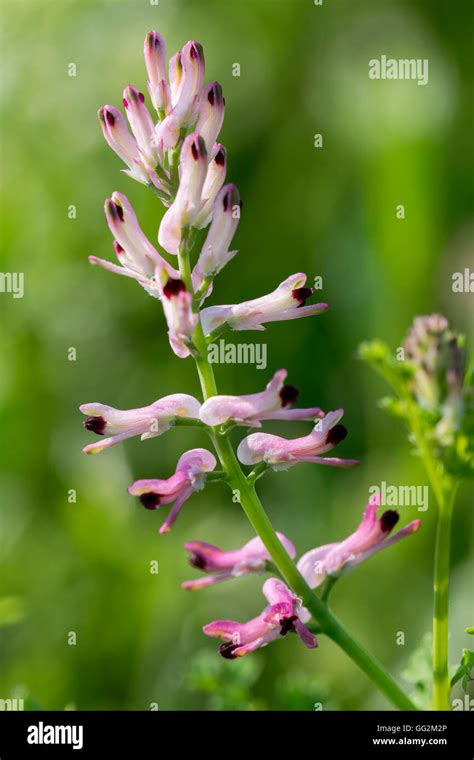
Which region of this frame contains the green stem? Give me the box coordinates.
[432,484,457,710]
[402,392,458,710]
[368,373,460,710]
[184,269,416,710]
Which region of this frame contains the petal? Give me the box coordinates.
[144,31,169,112]
[294,618,318,649]
[122,85,158,167]
[297,543,338,588]
[195,81,225,153]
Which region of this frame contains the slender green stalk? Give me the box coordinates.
[182,248,417,710]
[432,485,457,710]
[403,392,458,710]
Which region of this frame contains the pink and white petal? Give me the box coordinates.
[297,543,338,588]
[181,572,235,590]
[82,428,140,455]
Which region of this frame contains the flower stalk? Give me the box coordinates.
[82,30,442,712]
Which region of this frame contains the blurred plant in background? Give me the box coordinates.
[360,315,473,708]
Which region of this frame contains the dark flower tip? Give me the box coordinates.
[325,423,348,446]
[163,278,186,299]
[380,509,400,533]
[110,201,124,222]
[105,109,115,127]
[188,552,208,570]
[219,642,238,659]
[190,42,203,61]
[214,148,226,166]
[139,492,161,510]
[223,186,239,212]
[207,83,222,106]
[122,98,128,109]
[114,241,125,254]
[191,136,205,161]
[279,384,299,407]
[83,416,107,435]
[280,616,297,636]
[292,287,313,306]
[147,31,161,49]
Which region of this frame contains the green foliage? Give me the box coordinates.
[185,650,335,710]
[401,633,433,710]
[0,597,25,628]
[186,650,265,710]
[451,648,474,692]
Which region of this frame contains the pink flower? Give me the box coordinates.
[80,394,201,455]
[297,494,421,588]
[237,409,358,469]
[182,533,296,590]
[98,105,150,185]
[158,133,208,254]
[192,182,240,289]
[159,275,198,358]
[200,273,328,335]
[192,148,228,232]
[89,192,178,296]
[128,448,216,533]
[195,81,225,154]
[199,369,323,427]
[144,30,169,114]
[156,40,205,148]
[122,85,160,170]
[203,578,317,658]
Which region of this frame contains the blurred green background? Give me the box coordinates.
[1,0,473,710]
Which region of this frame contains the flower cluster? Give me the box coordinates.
[188,493,419,657]
[82,31,422,662]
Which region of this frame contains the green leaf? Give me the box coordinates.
[451,649,474,691]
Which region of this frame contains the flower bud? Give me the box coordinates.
[123,85,159,168]
[195,82,225,153]
[144,30,170,113]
